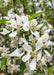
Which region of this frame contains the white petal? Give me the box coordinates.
[10,19,17,28]
[39,33,49,42]
[23,44,32,52]
[22,53,31,62]
[41,26,47,31]
[18,38,27,44]
[36,24,43,29]
[41,56,47,66]
[31,31,40,40]
[44,50,51,57]
[23,25,29,31]
[18,38,24,44]
[9,31,17,38]
[30,19,37,26]
[29,58,36,70]
[45,41,52,46]
[29,35,33,41]
[37,50,42,62]
[0,28,10,35]
[21,16,29,23]
[24,72,32,75]
[47,23,52,29]
[44,29,51,33]
[15,14,22,26]
[35,40,43,51]
[9,48,24,57]
[26,58,36,71]
[9,48,18,57]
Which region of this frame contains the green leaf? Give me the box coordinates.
[1,58,6,70]
[4,36,10,39]
[48,66,54,73]
[0,19,9,24]
[42,24,48,28]
[29,12,45,20]
[13,57,20,61]
[20,61,26,73]
[25,34,29,41]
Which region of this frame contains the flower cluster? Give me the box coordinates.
[0,14,53,75]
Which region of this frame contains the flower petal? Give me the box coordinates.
[9,31,17,38]
[35,40,43,51]
[22,53,31,62]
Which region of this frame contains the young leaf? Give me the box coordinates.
[48,66,54,73]
[29,12,45,20]
[20,61,26,73]
[25,34,29,41]
[0,19,9,24]
[13,57,20,61]
[1,58,6,70]
[4,36,10,39]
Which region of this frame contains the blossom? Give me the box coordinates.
[22,53,31,62]
[22,43,32,53]
[35,40,43,51]
[26,58,36,71]
[0,28,10,35]
[9,31,17,38]
[9,48,24,57]
[0,14,53,74]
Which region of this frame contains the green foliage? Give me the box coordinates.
[4,36,10,40]
[1,58,6,70]
[29,11,45,20]
[13,57,20,61]
[48,66,54,73]
[25,34,29,41]
[20,61,26,73]
[0,19,9,24]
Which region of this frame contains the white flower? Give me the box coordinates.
[24,72,32,75]
[41,56,47,66]
[35,40,43,51]
[31,31,40,40]
[26,58,36,71]
[47,23,52,29]
[44,50,51,57]
[8,8,15,18]
[30,19,37,26]
[22,43,32,53]
[22,53,31,62]
[10,19,17,28]
[48,2,52,6]
[45,41,52,46]
[15,14,22,26]
[39,33,49,42]
[21,16,29,24]
[44,29,51,33]
[9,31,17,38]
[23,24,29,31]
[41,26,47,31]
[18,38,27,44]
[29,35,33,41]
[37,50,42,62]
[0,28,10,35]
[36,3,39,6]
[36,24,43,29]
[22,16,29,31]
[9,48,24,57]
